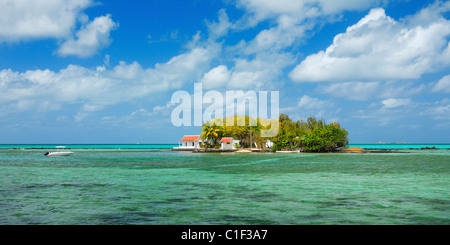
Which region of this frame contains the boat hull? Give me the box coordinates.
[45,152,74,156]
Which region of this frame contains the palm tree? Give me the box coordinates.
[201,124,221,147]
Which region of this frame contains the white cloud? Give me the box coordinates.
[378,81,426,99]
[352,99,418,127]
[200,51,295,90]
[228,0,388,63]
[418,99,450,121]
[0,44,217,112]
[228,70,265,90]
[405,1,450,26]
[200,65,231,90]
[235,0,384,27]
[0,0,118,58]
[220,0,388,92]
[242,18,313,54]
[206,9,232,40]
[298,95,329,109]
[57,14,118,57]
[318,81,426,101]
[0,0,93,42]
[426,104,450,121]
[290,6,450,82]
[381,98,411,109]
[315,0,387,15]
[281,95,336,123]
[318,82,380,101]
[432,74,450,93]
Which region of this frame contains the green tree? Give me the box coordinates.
[200,123,222,148]
[302,123,348,152]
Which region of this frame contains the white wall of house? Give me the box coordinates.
[221,141,233,150]
[221,139,239,150]
[180,140,202,148]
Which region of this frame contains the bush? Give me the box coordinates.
[302,124,348,152]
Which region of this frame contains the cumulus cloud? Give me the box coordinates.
[354,97,450,128]
[318,81,426,101]
[200,52,295,90]
[0,0,118,58]
[235,0,385,28]
[422,100,450,120]
[0,0,92,42]
[217,0,388,92]
[318,82,380,101]
[0,45,217,112]
[57,14,118,57]
[290,5,450,82]
[432,74,450,93]
[381,98,411,109]
[206,9,232,40]
[200,65,231,90]
[298,95,329,109]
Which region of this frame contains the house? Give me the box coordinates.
[177,135,203,149]
[219,137,240,150]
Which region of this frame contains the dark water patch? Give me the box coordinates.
[166,198,188,203]
[318,200,359,208]
[94,211,169,225]
[380,213,449,225]
[17,183,108,189]
[301,213,364,225]
[13,215,48,225]
[201,215,276,225]
[171,181,226,194]
[60,183,109,188]
[392,196,450,212]
[316,196,384,210]
[0,183,110,198]
[18,183,107,191]
[246,191,280,202]
[108,196,133,202]
[409,216,450,225]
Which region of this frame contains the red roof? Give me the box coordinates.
[180,135,200,141]
[219,137,233,143]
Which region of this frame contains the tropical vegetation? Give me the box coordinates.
[200,114,348,152]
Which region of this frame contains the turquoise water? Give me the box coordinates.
[0,148,449,225]
[0,144,178,149]
[349,144,450,149]
[1,143,449,149]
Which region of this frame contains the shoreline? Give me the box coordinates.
[170,147,448,153]
[1,147,449,153]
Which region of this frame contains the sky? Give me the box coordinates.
[0,0,449,144]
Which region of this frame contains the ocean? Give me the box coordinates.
[1,143,449,149]
[0,144,449,225]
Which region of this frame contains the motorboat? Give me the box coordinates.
[44,146,74,156]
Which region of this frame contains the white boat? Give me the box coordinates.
[44,146,74,156]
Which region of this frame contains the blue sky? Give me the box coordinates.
[0,0,449,144]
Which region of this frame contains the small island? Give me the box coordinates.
[174,114,349,153]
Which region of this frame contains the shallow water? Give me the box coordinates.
[0,149,449,225]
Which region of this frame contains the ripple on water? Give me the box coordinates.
[0,150,449,224]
